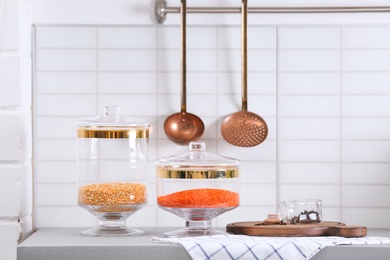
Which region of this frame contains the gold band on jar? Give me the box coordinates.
[78,128,149,139]
[157,168,239,179]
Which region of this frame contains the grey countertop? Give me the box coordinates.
[17,228,390,260]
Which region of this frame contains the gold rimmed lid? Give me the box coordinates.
[154,142,240,179]
[76,105,150,139]
[157,168,239,179]
[77,127,149,139]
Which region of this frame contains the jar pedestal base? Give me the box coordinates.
[163,220,225,238]
[81,218,144,237]
[163,227,225,238]
[81,226,144,237]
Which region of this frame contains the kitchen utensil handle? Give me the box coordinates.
[241,0,248,112]
[181,0,187,113]
[330,225,367,238]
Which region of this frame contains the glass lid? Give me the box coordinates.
[76,105,150,128]
[155,142,240,168]
[76,105,150,139]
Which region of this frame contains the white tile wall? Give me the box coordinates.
[34,24,390,230]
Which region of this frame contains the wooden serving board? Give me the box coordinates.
[226,221,367,238]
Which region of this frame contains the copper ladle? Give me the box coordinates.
[164,0,205,145]
[221,0,268,147]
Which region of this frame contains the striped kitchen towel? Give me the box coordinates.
[152,234,390,260]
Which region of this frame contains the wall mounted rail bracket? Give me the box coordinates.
[155,0,168,24]
[155,0,390,24]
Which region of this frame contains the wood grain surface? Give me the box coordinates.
[226,221,367,238]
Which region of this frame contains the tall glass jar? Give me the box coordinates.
[76,105,150,237]
[154,142,241,237]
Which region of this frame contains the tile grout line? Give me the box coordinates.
[31,25,38,230]
[96,26,99,112]
[154,26,159,227]
[215,26,219,226]
[339,26,343,222]
[275,26,281,210]
[215,26,219,150]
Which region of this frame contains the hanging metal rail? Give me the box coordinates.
[155,0,390,23]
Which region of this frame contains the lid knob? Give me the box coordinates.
[190,142,205,152]
[105,105,120,121]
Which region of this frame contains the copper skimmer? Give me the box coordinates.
[221,0,268,147]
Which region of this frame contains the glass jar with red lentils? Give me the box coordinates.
[154,141,241,237]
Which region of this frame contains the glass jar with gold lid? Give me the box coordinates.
[154,141,240,237]
[76,105,150,237]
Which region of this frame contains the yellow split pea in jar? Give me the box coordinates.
[76,105,150,237]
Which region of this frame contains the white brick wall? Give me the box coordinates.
[0,221,22,260]
[0,58,21,106]
[0,0,33,259]
[0,164,23,216]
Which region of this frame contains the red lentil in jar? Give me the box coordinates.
[157,188,239,208]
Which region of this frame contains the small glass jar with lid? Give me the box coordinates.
[76,105,150,236]
[154,141,241,237]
